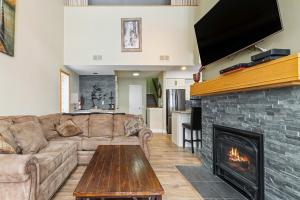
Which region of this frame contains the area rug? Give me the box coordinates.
[176,165,247,200]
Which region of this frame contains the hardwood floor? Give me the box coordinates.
[53,135,203,200]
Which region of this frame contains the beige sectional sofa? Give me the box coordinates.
[0,113,153,200]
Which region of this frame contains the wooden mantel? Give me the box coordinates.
[191,54,300,96]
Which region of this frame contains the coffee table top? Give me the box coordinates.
[74,145,164,198]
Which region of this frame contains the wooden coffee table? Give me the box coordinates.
[74,145,164,200]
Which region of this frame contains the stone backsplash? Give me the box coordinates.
[79,75,115,110]
[197,87,300,200]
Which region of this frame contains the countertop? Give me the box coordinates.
[70,109,117,114]
[172,110,191,114]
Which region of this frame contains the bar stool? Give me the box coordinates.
[182,107,202,154]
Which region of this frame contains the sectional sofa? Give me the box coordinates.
[0,113,153,200]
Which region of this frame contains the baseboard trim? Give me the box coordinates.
[151,129,167,134]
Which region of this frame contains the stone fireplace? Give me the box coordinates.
[197,86,300,200]
[213,125,264,200]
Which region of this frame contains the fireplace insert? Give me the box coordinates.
[213,125,264,200]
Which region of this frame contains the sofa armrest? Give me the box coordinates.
[138,128,153,159]
[0,154,39,200]
[0,154,38,183]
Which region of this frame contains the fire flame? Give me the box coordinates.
[228,147,250,165]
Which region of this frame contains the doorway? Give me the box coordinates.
[129,85,143,115]
[60,70,70,113]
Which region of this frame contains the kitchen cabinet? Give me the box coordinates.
[185,79,194,100]
[171,111,191,147]
[166,78,185,89]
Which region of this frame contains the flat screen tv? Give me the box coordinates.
[194,0,283,66]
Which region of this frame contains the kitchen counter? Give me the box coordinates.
[172,110,191,114]
[147,108,165,134]
[171,111,191,147]
[70,109,117,114]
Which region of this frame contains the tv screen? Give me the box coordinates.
[194,0,283,66]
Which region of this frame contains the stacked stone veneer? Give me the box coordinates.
[79,75,115,110]
[197,86,300,200]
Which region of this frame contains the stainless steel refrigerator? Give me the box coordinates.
[166,89,186,134]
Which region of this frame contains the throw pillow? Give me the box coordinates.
[10,121,48,154]
[124,119,144,137]
[56,120,83,137]
[0,130,21,154]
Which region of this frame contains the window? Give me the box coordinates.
[60,70,70,113]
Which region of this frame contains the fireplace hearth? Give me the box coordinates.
[213,125,264,200]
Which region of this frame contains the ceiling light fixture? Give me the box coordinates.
[133,72,140,77]
[181,66,187,71]
[93,72,99,75]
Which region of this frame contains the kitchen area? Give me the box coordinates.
[146,70,202,148]
[166,80,201,148]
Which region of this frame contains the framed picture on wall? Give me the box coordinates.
[121,18,142,52]
[0,0,16,56]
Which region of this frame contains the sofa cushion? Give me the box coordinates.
[61,114,89,137]
[38,114,61,140]
[89,114,113,137]
[0,119,13,132]
[10,121,48,154]
[73,115,89,137]
[57,120,83,137]
[51,136,83,151]
[0,117,13,123]
[35,152,63,184]
[111,136,140,145]
[82,137,112,151]
[39,140,77,161]
[13,115,39,124]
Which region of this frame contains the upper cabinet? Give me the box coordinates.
[166,79,185,89]
[64,6,196,66]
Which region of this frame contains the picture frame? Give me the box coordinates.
[121,18,142,52]
[0,0,16,56]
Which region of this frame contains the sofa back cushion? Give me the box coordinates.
[60,114,89,137]
[10,121,48,154]
[38,114,61,140]
[0,118,13,133]
[13,115,39,124]
[89,114,113,137]
[113,114,143,136]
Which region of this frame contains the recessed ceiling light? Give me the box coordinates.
[133,72,140,77]
[181,66,187,71]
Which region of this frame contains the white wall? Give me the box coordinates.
[194,0,300,80]
[64,6,196,66]
[164,69,198,79]
[0,0,78,115]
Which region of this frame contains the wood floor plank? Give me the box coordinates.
[53,134,204,200]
